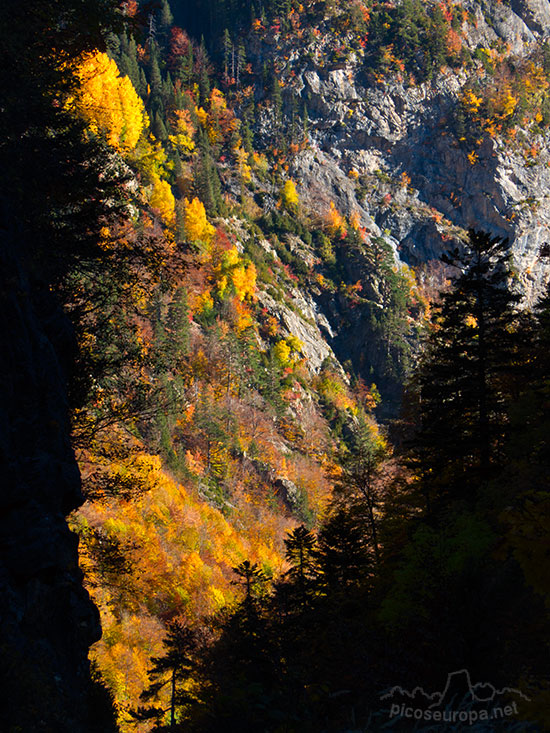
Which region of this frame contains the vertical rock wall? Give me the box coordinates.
[0,213,103,731]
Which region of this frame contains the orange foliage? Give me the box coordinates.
[77,437,291,727]
[447,27,462,56]
[349,210,361,230]
[71,51,146,151]
[325,201,347,237]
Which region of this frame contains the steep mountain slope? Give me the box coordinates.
[64,0,550,725]
[5,0,550,729]
[248,0,550,304]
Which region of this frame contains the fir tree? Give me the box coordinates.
[406,230,522,510]
[193,130,223,215]
[236,43,246,88]
[336,412,388,566]
[180,43,194,86]
[159,0,174,30]
[149,43,163,92]
[131,620,203,730]
[198,38,211,104]
[283,524,318,606]
[223,28,232,82]
[153,110,169,141]
[316,505,373,592]
[139,67,148,97]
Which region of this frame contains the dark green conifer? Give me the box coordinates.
[159,0,174,29]
[406,230,522,510]
[130,620,202,730]
[316,506,373,592]
[284,525,318,606]
[149,44,163,93]
[153,110,168,141]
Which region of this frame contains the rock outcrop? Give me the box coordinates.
[252,0,550,304]
[0,211,105,731]
[238,0,550,413]
[291,67,550,303]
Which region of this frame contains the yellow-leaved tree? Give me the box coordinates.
[149,173,176,226]
[168,109,195,156]
[72,51,147,151]
[183,197,215,243]
[273,336,303,367]
[230,260,257,301]
[280,179,299,211]
[213,246,256,301]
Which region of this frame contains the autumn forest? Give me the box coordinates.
[1,0,550,731]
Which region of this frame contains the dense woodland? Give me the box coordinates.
[2,0,550,730]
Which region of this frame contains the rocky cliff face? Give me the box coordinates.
[294,67,550,303]
[253,0,550,305]
[0,210,105,731]
[230,0,550,414]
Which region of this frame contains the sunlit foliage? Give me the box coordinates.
[71,51,147,150]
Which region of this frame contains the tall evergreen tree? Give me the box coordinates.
[193,130,223,215]
[149,42,163,93]
[130,620,203,730]
[222,28,232,82]
[154,110,169,141]
[406,230,521,510]
[197,38,211,104]
[335,412,388,566]
[316,505,373,592]
[179,43,194,86]
[283,524,318,606]
[159,0,174,30]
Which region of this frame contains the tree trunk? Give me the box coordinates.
[170,667,176,730]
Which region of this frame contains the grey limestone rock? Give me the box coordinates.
[288,32,550,303]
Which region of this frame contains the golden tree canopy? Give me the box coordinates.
[72,51,147,151]
[183,197,215,244]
